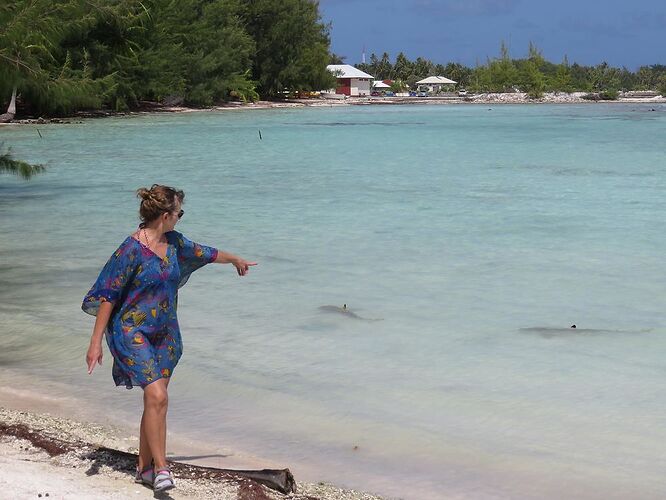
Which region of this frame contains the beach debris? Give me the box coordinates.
[224,467,295,494]
[237,479,272,500]
[0,422,76,456]
[89,446,296,494]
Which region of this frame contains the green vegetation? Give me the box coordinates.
[0,0,335,117]
[357,42,666,98]
[2,2,665,119]
[0,144,45,179]
[658,76,666,98]
[242,0,336,98]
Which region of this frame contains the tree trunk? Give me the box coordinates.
[0,87,17,123]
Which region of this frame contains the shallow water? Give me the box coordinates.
[2,104,666,499]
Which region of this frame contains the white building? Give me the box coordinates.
[416,76,457,93]
[326,64,374,96]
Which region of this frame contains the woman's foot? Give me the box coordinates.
[153,468,176,492]
[135,465,154,487]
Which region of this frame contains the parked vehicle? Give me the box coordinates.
[458,88,467,96]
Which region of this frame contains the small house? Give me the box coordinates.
[327,65,375,96]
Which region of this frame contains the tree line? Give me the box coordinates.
[3,1,666,119]
[0,0,336,117]
[354,42,666,98]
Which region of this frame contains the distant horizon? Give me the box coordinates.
[320,0,666,71]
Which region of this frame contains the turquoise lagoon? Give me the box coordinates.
[1,104,666,499]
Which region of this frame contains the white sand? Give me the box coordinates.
[0,439,173,499]
[0,406,389,500]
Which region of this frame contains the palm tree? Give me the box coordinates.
[0,144,45,179]
[0,87,16,122]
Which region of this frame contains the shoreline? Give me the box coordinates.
[1,92,663,125]
[0,376,279,473]
[0,371,391,499]
[0,402,389,500]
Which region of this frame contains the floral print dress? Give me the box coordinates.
[82,231,218,389]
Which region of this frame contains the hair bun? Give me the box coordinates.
[136,187,152,201]
[136,184,185,224]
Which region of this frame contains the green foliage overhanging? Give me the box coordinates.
[357,42,666,98]
[0,144,45,179]
[0,0,336,116]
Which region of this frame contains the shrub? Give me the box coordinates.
[658,76,666,97]
[599,89,619,100]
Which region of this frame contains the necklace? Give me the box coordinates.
[141,226,153,249]
[140,227,166,254]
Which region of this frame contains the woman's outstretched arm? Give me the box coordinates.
[213,250,257,276]
[86,301,113,374]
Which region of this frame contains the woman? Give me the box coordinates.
[83,184,256,492]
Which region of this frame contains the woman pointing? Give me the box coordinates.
[83,184,256,492]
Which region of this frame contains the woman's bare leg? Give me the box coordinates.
[138,411,152,470]
[138,377,171,470]
[159,377,171,467]
[142,378,169,470]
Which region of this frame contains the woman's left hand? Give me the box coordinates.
[232,257,257,276]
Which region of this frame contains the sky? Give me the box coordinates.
[319,0,666,70]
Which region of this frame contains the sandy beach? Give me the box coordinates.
[0,404,389,500]
[0,372,388,500]
[2,91,663,126]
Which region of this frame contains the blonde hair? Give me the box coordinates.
[136,184,184,225]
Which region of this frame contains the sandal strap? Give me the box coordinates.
[135,465,155,485]
[154,469,175,490]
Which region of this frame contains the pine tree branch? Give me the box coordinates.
[0,145,45,180]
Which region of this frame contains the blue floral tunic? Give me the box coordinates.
[82,231,218,389]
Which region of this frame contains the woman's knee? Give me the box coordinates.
[144,382,168,409]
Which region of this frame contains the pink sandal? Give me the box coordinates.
[153,468,176,492]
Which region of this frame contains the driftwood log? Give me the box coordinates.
[0,422,296,495]
[95,447,296,495]
[217,467,296,494]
